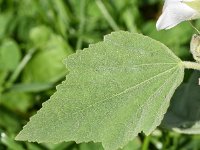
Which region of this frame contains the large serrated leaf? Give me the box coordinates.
[15,31,184,150]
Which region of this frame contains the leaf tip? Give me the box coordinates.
[15,131,28,142]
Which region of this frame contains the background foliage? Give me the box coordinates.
[0,0,200,150]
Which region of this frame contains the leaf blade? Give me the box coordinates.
[16,31,184,150]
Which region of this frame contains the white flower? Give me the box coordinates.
[156,0,200,30]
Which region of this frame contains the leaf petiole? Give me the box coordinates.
[183,61,200,71]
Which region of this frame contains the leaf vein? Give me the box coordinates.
[131,66,179,134]
[73,65,178,115]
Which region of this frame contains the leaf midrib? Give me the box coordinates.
[72,65,179,115]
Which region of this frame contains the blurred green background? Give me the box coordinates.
[0,0,200,150]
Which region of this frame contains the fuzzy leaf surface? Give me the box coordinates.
[16,31,184,150]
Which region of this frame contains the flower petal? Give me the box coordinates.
[156,0,196,30]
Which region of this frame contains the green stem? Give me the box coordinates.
[189,21,200,34]
[6,48,37,88]
[183,61,200,71]
[96,0,120,31]
[142,136,150,150]
[76,0,86,50]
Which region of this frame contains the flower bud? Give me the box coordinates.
[190,34,200,62]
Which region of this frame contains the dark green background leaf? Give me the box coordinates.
[162,71,200,134]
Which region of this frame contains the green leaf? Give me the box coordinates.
[29,25,51,47]
[22,33,73,83]
[16,31,184,150]
[0,39,21,71]
[9,83,53,93]
[1,91,33,113]
[162,71,200,134]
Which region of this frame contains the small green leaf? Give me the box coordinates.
[162,71,200,134]
[16,31,184,150]
[22,34,73,83]
[9,83,53,93]
[1,91,33,113]
[29,25,51,47]
[0,39,21,71]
